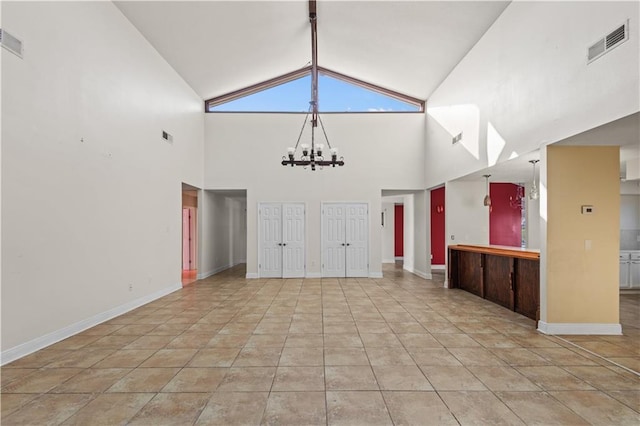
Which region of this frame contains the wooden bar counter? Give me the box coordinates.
[448,244,540,321]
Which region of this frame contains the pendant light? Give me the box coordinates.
[483,174,491,207]
[529,160,540,200]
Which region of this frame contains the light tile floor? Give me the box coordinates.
[2,264,639,425]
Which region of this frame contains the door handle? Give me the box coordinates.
[346,243,351,246]
[282,243,287,246]
[341,243,346,246]
[277,243,282,246]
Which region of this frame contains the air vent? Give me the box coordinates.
[162,130,173,143]
[588,20,629,63]
[0,28,23,58]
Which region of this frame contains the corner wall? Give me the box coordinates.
[541,146,620,333]
[1,2,204,362]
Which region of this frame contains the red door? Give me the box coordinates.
[430,187,445,265]
[394,205,404,257]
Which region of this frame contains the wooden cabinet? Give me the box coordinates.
[448,245,539,322]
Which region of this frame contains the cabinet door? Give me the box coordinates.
[484,255,513,310]
[620,261,631,289]
[514,259,540,320]
[458,251,482,297]
[629,256,640,288]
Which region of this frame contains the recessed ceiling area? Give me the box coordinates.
[114,1,510,101]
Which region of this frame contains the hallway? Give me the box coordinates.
[2,265,638,425]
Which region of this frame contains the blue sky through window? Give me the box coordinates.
[208,74,420,112]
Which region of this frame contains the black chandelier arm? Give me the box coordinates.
[292,105,313,152]
[317,114,332,150]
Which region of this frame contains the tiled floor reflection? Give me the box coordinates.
[2,264,639,425]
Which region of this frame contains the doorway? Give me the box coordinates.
[258,203,305,278]
[321,203,369,277]
[181,186,199,286]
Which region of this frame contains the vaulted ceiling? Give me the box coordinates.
[114,1,510,101]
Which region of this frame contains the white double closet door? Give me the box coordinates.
[259,203,305,278]
[322,203,369,277]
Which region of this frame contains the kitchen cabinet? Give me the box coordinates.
[621,251,640,289]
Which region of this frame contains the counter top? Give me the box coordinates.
[449,244,540,260]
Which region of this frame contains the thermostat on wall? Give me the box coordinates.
[581,205,594,215]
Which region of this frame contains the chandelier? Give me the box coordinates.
[281,1,344,170]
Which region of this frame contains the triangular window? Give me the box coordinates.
[206,68,422,113]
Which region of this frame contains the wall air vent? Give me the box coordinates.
[0,28,23,58]
[588,20,629,63]
[162,130,173,143]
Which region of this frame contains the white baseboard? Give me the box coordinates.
[246,272,259,279]
[395,256,403,260]
[1,282,182,366]
[537,321,622,335]
[412,269,432,280]
[369,272,383,278]
[431,265,445,270]
[306,272,322,278]
[382,259,396,264]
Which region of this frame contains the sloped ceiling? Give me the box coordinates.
[114,1,510,101]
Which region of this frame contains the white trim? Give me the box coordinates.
[197,261,244,280]
[246,272,259,279]
[412,269,432,280]
[382,259,396,264]
[369,272,383,278]
[431,264,445,270]
[1,282,182,366]
[537,321,622,335]
[305,272,322,278]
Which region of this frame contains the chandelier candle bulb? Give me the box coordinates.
[287,147,295,155]
[316,143,324,155]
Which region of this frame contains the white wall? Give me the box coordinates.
[524,182,541,250]
[403,195,415,272]
[204,113,425,277]
[381,202,396,263]
[1,2,204,361]
[425,1,639,188]
[445,180,490,242]
[412,190,430,279]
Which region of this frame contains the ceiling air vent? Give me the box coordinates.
[588,20,629,63]
[0,28,23,58]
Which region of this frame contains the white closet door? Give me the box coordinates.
[259,204,282,278]
[322,204,346,277]
[282,203,305,278]
[346,203,369,277]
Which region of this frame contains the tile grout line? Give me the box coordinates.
[550,335,640,378]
